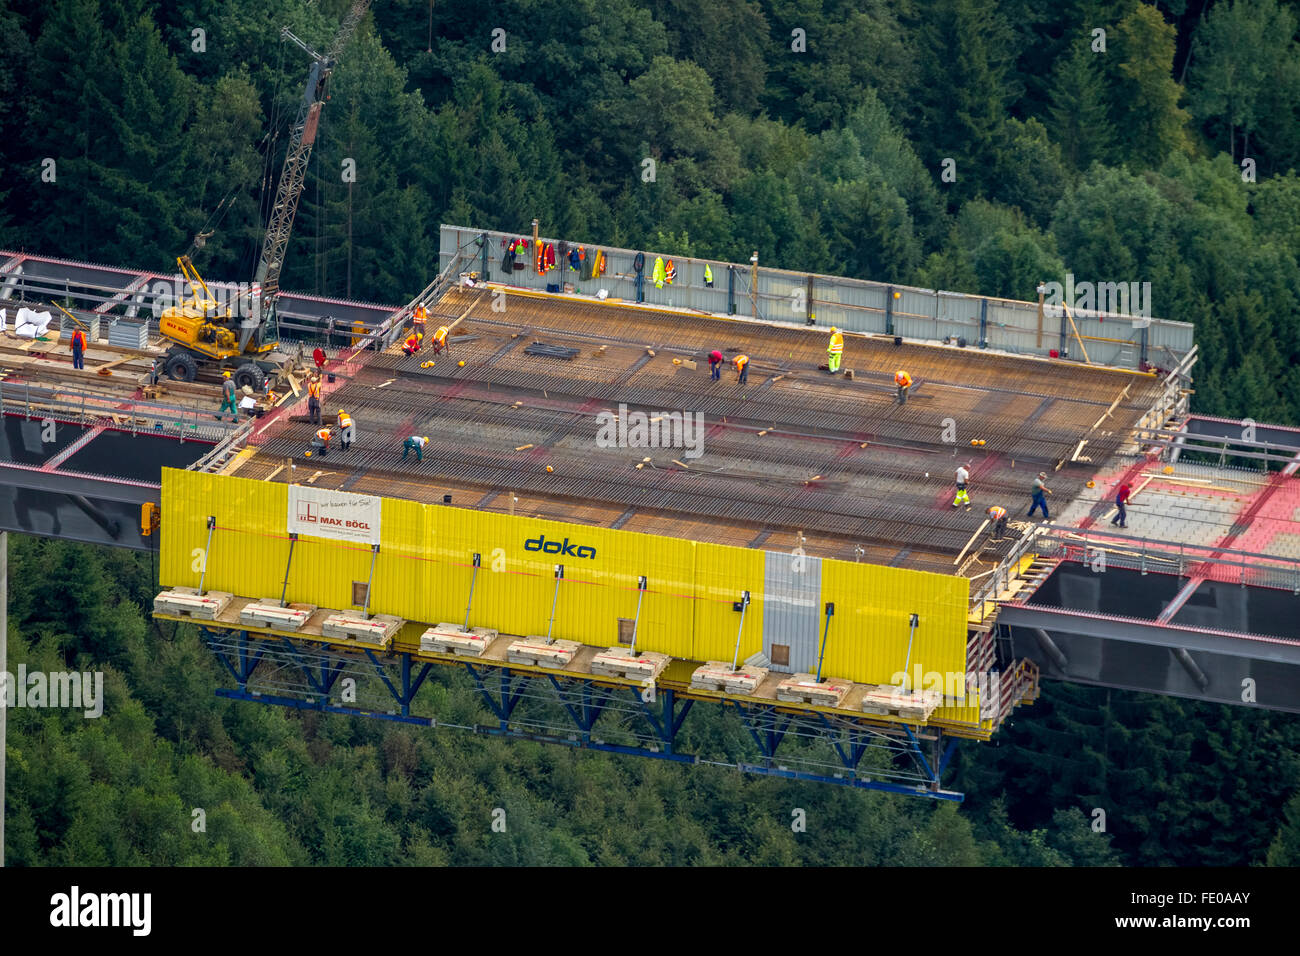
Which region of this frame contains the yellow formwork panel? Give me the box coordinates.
[160,470,972,691]
[691,543,764,663]
[818,559,969,690]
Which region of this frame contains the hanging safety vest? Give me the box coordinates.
[704,264,714,287]
[665,260,676,284]
[653,257,666,289]
[594,250,605,276]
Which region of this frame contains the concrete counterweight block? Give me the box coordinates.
[321,612,403,643]
[240,601,316,631]
[690,661,767,695]
[507,637,580,668]
[420,623,498,657]
[590,646,669,681]
[154,588,232,621]
[775,673,852,707]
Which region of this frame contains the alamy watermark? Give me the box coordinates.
[1,666,104,718]
[1040,273,1152,323]
[596,403,704,459]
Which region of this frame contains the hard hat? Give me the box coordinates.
[830,326,838,333]
[338,409,346,416]
[423,436,430,442]
[223,371,231,377]
[1038,471,1047,478]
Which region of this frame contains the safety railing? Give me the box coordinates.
[0,381,239,444]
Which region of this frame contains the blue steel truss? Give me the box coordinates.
[197,627,963,801]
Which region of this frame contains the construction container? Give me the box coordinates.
[61,311,99,342]
[108,316,148,349]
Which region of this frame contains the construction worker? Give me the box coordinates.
[307,375,322,425]
[895,369,912,405]
[313,346,326,372]
[337,409,354,450]
[953,462,972,510]
[734,353,749,385]
[402,435,429,462]
[709,349,723,380]
[70,327,87,370]
[431,325,450,355]
[413,302,428,331]
[311,426,332,456]
[987,505,1008,540]
[1112,482,1132,529]
[827,327,844,374]
[1029,472,1052,521]
[217,371,238,421]
[402,331,423,356]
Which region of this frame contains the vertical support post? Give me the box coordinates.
[462,552,481,631]
[730,590,751,672]
[361,543,380,619]
[480,232,489,279]
[805,275,815,325]
[979,298,988,347]
[198,515,216,595]
[1141,539,1148,576]
[546,564,564,644]
[630,575,647,655]
[279,533,298,607]
[1139,324,1149,367]
[902,612,919,689]
[815,602,834,683]
[749,252,759,319]
[885,286,895,335]
[727,265,736,315]
[0,530,7,867]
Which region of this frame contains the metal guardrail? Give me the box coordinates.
[1036,528,1300,593]
[0,381,239,443]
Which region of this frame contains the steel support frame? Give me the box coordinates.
[195,627,965,800]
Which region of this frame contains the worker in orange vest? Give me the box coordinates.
[70,327,87,370]
[734,353,749,385]
[987,505,1008,540]
[307,375,322,425]
[311,426,332,456]
[827,327,844,374]
[431,325,450,355]
[402,331,423,356]
[413,302,428,331]
[895,369,912,405]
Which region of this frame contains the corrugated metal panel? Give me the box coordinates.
[692,542,764,663]
[818,558,969,688]
[762,550,821,673]
[163,470,979,687]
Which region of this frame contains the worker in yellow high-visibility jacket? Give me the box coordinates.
[827,327,844,373]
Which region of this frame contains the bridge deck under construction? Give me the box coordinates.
[231,286,1166,577]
